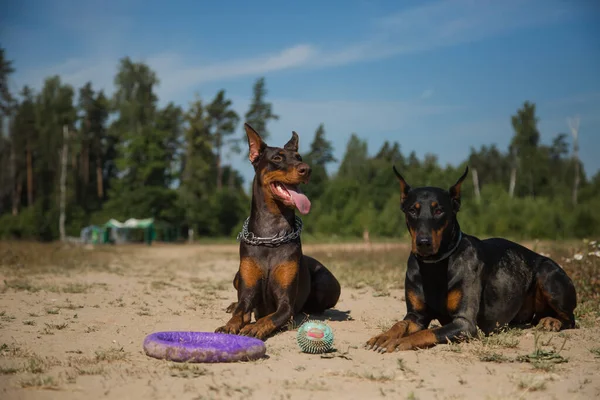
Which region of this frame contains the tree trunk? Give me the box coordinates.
[215,130,223,190]
[216,152,222,190]
[572,135,580,206]
[10,140,18,215]
[59,125,68,242]
[71,145,77,170]
[472,168,481,203]
[183,144,193,183]
[95,136,103,199]
[568,116,580,206]
[83,143,90,186]
[96,155,104,199]
[228,168,234,189]
[0,148,4,215]
[12,181,21,216]
[508,167,516,198]
[572,158,580,206]
[26,142,33,206]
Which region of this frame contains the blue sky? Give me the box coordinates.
[3,0,600,187]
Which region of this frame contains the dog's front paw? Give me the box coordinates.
[365,335,416,353]
[215,324,239,335]
[215,317,244,335]
[537,317,562,332]
[239,319,275,340]
[365,321,413,352]
[365,332,397,353]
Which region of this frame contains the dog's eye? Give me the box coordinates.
[295,154,302,161]
[408,208,418,217]
[272,155,283,162]
[434,209,443,216]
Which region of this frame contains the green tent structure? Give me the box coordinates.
[100,218,179,245]
[81,218,179,245]
[79,225,105,244]
[103,218,156,245]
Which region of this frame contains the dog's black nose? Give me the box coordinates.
[416,236,432,248]
[297,164,311,176]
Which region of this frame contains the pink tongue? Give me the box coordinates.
[285,185,311,215]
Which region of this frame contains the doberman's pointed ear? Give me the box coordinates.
[244,123,267,164]
[449,166,469,212]
[284,131,299,152]
[393,165,411,206]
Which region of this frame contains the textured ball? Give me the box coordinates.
[296,321,334,354]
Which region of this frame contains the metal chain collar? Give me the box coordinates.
[237,216,303,247]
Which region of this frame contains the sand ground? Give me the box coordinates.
[0,242,599,400]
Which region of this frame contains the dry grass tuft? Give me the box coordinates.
[0,241,118,276]
[310,247,408,294]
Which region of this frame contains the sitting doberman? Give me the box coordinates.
[366,166,577,353]
[216,123,341,340]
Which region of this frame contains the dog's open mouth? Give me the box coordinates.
[270,182,311,215]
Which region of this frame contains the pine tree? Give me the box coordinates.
[0,48,16,216]
[509,101,541,197]
[338,134,368,181]
[12,86,37,207]
[206,90,239,190]
[78,83,110,202]
[111,58,159,189]
[32,76,77,238]
[105,58,181,220]
[179,96,216,233]
[303,124,336,201]
[78,83,94,188]
[0,48,15,116]
[244,77,279,140]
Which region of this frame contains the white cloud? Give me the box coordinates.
[542,91,600,108]
[310,0,571,68]
[17,57,117,95]
[376,0,570,47]
[420,89,434,99]
[148,45,316,100]
[11,0,574,99]
[151,0,571,93]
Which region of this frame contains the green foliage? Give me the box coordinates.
[303,124,336,202]
[0,47,15,115]
[207,90,240,190]
[302,124,599,239]
[0,46,598,241]
[76,82,111,211]
[0,198,59,241]
[338,134,369,181]
[178,96,216,233]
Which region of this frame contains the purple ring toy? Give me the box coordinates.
[143,331,266,363]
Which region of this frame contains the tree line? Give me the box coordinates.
[0,47,598,241]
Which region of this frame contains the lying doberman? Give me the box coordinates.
[216,124,341,340]
[366,166,577,352]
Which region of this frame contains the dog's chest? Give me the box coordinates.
[421,273,454,318]
[241,242,299,265]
